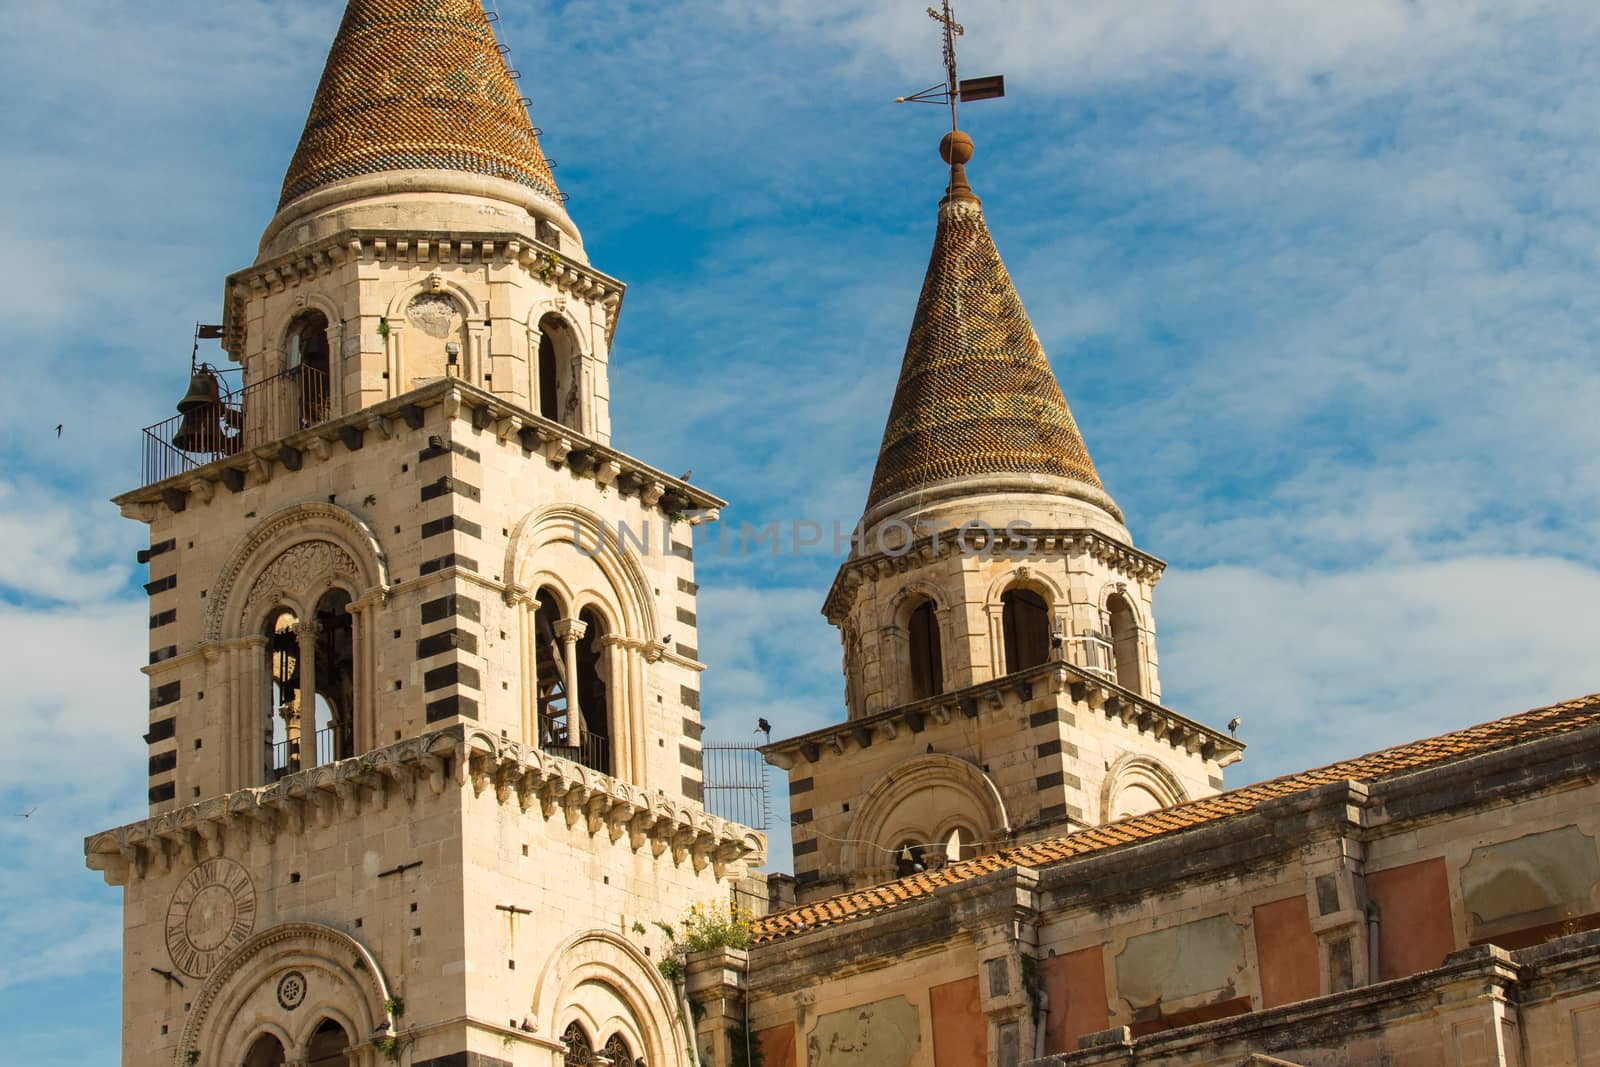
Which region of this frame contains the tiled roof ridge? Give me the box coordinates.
[278,0,560,210]
[863,191,1104,515]
[753,690,1600,944]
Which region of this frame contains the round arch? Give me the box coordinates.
[207,503,388,643]
[530,930,686,1067]
[1101,754,1188,822]
[505,505,658,643]
[842,754,1010,876]
[983,566,1068,612]
[178,922,393,1066]
[383,275,484,322]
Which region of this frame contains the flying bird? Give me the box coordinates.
[55,424,62,437]
[16,806,37,818]
[1227,717,1241,738]
[755,718,772,740]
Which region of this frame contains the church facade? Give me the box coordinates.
[86,3,1600,1067]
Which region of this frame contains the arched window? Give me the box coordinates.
[533,587,571,750]
[563,1022,597,1067]
[575,606,612,775]
[1106,591,1141,693]
[538,331,560,421]
[604,1034,636,1067]
[285,311,331,427]
[906,598,943,701]
[536,315,580,431]
[894,840,934,878]
[265,607,302,781]
[1001,587,1051,674]
[243,1033,287,1067]
[262,591,357,783]
[305,1018,351,1067]
[313,589,355,766]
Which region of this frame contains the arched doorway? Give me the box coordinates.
[1001,587,1051,674]
[286,311,331,427]
[1107,591,1141,693]
[906,598,943,701]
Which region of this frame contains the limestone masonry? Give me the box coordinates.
[85,2,1600,1066]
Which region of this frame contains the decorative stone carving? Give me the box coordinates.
[244,541,357,613]
[406,292,461,339]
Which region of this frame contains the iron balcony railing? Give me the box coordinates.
[546,733,611,776]
[141,365,330,488]
[269,726,336,780]
[1062,635,1116,681]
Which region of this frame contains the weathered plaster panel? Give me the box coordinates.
[1461,825,1600,938]
[1114,914,1245,1010]
[807,995,922,1067]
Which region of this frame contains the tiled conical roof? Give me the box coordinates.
[865,142,1103,513]
[277,0,560,210]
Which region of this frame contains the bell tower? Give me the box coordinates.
[763,128,1242,901]
[86,3,763,1065]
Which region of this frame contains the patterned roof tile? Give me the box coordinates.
[865,180,1102,513]
[279,0,559,209]
[752,691,1600,944]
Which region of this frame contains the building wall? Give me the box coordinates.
[130,381,710,815]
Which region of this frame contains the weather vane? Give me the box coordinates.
[896,1,1006,130]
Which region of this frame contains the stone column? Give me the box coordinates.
[986,604,1007,678]
[554,617,588,747]
[599,634,630,780]
[293,619,321,769]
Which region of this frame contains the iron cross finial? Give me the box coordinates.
[928,1,965,130]
[895,2,1004,124]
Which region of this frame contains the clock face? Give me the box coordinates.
[165,858,256,978]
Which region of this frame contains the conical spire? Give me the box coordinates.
[864,134,1104,516]
[277,0,560,210]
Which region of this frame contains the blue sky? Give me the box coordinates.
[4,0,1600,1060]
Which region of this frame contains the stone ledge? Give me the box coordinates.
[116,378,725,520]
[760,660,1242,771]
[823,527,1166,624]
[85,724,765,886]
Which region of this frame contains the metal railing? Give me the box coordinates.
[1062,635,1116,681]
[141,365,329,487]
[703,742,770,830]
[269,726,336,780]
[546,733,611,775]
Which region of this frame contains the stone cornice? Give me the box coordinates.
[222,226,627,354]
[760,660,1242,771]
[822,527,1167,624]
[85,725,765,887]
[115,378,725,519]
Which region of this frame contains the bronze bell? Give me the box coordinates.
[171,371,224,453]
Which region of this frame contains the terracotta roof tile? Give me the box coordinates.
[279,0,559,210]
[752,691,1600,944]
[864,179,1102,514]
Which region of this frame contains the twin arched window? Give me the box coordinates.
[533,587,614,775]
[263,588,356,782]
[563,1021,639,1067]
[242,1018,349,1067]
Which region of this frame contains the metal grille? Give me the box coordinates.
[703,743,769,831]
